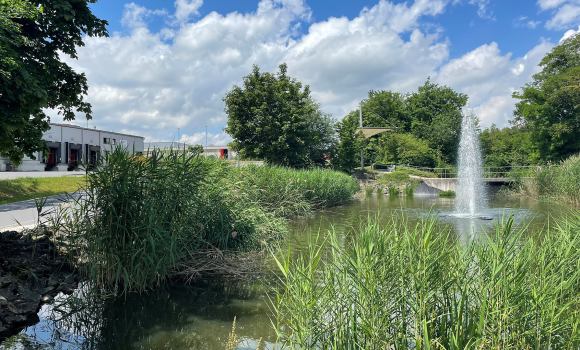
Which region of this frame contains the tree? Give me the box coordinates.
[513,33,580,162]
[0,0,108,164]
[480,125,538,167]
[332,116,361,173]
[188,144,204,155]
[334,79,466,171]
[224,64,333,168]
[379,133,438,168]
[406,78,468,164]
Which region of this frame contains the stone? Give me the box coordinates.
[7,302,19,314]
[64,274,75,285]
[41,295,53,303]
[0,296,7,306]
[42,286,56,295]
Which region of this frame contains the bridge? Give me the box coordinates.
[412,176,529,192]
[373,164,538,192]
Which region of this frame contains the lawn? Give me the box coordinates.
[0,176,85,205]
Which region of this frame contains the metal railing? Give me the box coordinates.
[373,164,542,179]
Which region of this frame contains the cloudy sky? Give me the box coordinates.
[48,0,580,145]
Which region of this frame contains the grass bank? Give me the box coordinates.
[0,176,85,205]
[507,154,580,204]
[49,148,358,293]
[272,213,580,348]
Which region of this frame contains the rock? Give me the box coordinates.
[41,295,53,303]
[0,296,7,307]
[42,286,56,295]
[64,274,75,285]
[57,284,74,295]
[47,276,59,287]
[7,302,19,314]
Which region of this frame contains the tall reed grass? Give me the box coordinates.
[535,154,580,204]
[50,148,358,293]
[272,213,580,349]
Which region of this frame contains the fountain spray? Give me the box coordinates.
[455,108,488,217]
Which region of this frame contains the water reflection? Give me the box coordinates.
[1,195,572,350]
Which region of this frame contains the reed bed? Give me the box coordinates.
[49,148,358,293]
[272,213,580,349]
[535,154,580,204]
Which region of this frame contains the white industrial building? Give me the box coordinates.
[144,142,237,160]
[0,123,145,172]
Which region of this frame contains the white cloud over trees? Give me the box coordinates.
[48,0,554,143]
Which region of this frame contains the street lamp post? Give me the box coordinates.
[360,102,364,170]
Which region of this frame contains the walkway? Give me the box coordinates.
[0,171,85,180]
[0,194,73,231]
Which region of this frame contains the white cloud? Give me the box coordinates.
[561,24,580,41]
[436,41,554,126]
[174,0,203,23]
[49,0,554,142]
[468,0,495,20]
[514,16,542,28]
[538,0,569,10]
[546,3,580,30]
[121,3,167,29]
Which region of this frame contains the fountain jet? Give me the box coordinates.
[455,108,488,217]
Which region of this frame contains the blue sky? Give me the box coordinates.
[50,0,580,144]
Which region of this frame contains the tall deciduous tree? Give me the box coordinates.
[224,64,334,168]
[513,34,580,162]
[0,0,108,164]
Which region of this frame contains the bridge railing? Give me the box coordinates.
[373,164,542,179]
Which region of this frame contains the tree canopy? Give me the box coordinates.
[0,0,108,164]
[334,79,467,171]
[512,33,580,162]
[223,64,336,168]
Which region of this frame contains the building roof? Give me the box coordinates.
[144,142,230,150]
[50,123,145,139]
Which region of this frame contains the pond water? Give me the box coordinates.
[1,194,575,350]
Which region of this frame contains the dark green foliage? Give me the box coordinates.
[480,124,538,166]
[513,34,580,162]
[438,190,456,197]
[273,214,580,348]
[335,79,467,171]
[223,64,336,168]
[331,116,361,173]
[187,144,204,155]
[379,170,410,186]
[0,0,108,164]
[379,133,438,167]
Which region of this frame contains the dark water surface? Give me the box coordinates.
[1,195,574,350]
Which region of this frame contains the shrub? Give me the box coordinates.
[438,190,456,197]
[379,171,410,186]
[403,185,414,197]
[535,154,580,203]
[380,133,439,168]
[388,186,399,196]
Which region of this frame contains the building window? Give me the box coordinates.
[112,139,116,145]
[103,138,110,144]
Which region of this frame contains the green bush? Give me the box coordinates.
[380,133,439,168]
[403,185,414,197]
[272,213,580,348]
[438,190,456,197]
[388,186,399,196]
[379,171,410,186]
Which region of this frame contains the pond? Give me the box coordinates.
[1,194,575,350]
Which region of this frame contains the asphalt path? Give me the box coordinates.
[0,171,86,180]
[0,194,76,231]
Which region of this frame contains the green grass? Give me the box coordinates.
[376,187,383,195]
[379,170,411,186]
[0,176,85,205]
[272,213,580,349]
[397,166,438,178]
[535,154,580,204]
[438,190,456,197]
[388,185,399,196]
[48,148,358,293]
[403,185,414,197]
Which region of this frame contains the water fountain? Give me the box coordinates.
[455,108,488,218]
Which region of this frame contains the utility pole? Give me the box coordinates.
[360,102,364,171]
